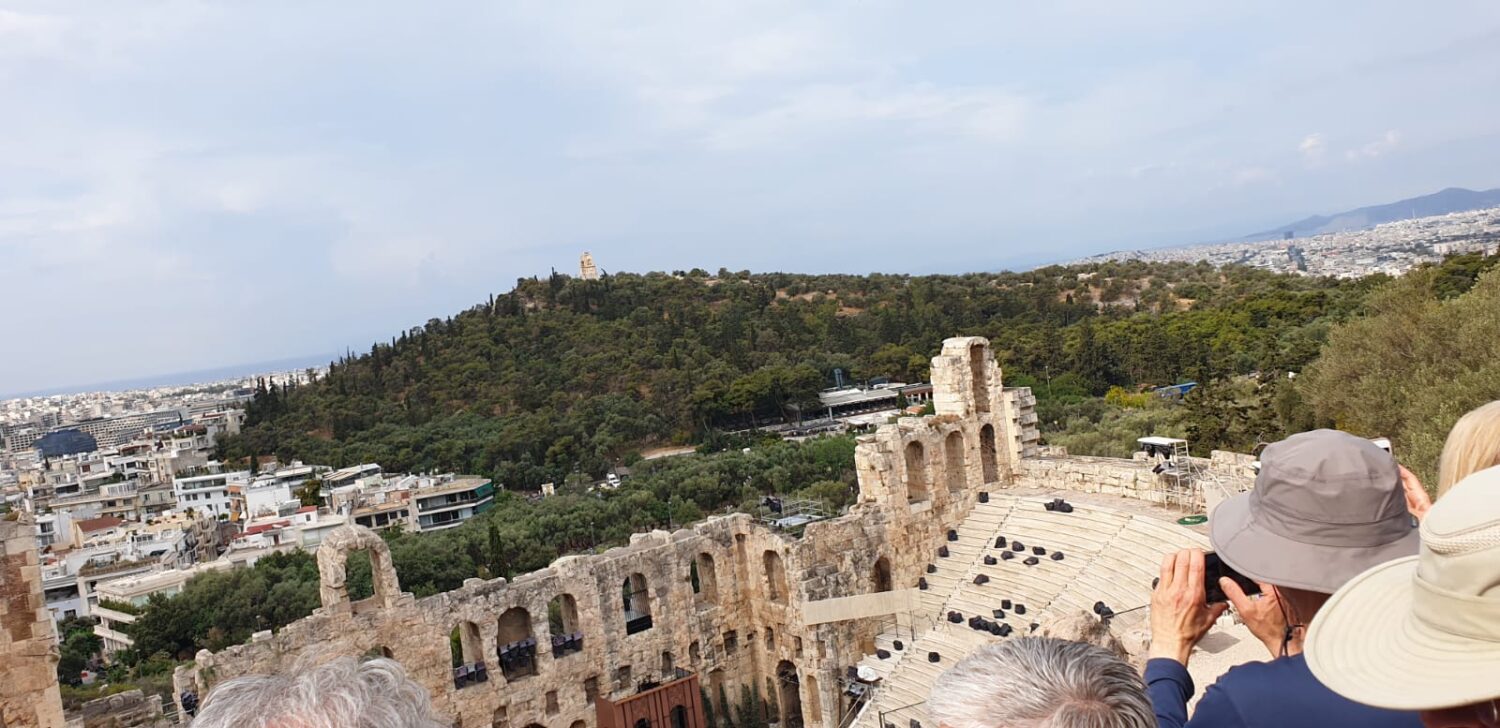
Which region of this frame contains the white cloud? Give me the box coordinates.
[1299,133,1328,165]
[1346,129,1401,160]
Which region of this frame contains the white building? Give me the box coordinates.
[173,468,248,517]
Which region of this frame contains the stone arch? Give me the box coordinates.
[570,722,586,728]
[497,607,537,680]
[450,620,483,667]
[361,645,394,661]
[623,572,653,633]
[763,550,789,604]
[661,650,675,675]
[904,440,929,503]
[872,556,892,593]
[804,674,823,726]
[970,342,992,414]
[549,593,581,636]
[693,552,719,604]
[777,660,804,728]
[944,430,966,493]
[979,423,999,484]
[670,705,689,728]
[317,525,401,612]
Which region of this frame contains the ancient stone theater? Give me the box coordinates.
[164,336,1252,728]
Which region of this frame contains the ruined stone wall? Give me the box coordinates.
[1016,453,1255,506]
[1,513,66,728]
[77,689,167,728]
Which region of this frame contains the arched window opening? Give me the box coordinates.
[689,641,702,664]
[904,441,929,503]
[763,550,790,605]
[569,722,586,728]
[979,423,999,484]
[623,573,653,634]
[805,674,823,726]
[497,607,538,680]
[661,650,676,677]
[361,645,393,661]
[694,552,719,604]
[945,430,966,493]
[492,706,508,728]
[549,593,584,657]
[970,343,991,414]
[450,621,487,689]
[670,705,689,728]
[872,556,892,593]
[634,720,651,728]
[777,661,805,728]
[317,526,401,614]
[765,627,775,650]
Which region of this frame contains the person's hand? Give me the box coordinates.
[1149,549,1228,665]
[1399,464,1432,521]
[1220,578,1290,657]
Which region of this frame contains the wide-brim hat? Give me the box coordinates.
[1306,466,1500,711]
[1210,429,1418,593]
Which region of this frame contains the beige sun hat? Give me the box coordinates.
[1305,464,1500,711]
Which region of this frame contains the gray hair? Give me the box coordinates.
[928,637,1153,728]
[192,657,447,728]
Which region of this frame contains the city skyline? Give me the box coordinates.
[4,1,1500,393]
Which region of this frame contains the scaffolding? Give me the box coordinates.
[757,496,832,536]
[1138,436,1217,512]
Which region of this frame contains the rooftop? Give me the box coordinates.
[74,516,125,533]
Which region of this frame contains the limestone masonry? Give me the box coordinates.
[2,512,68,728]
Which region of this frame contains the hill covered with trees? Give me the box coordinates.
[222,261,1381,487]
[106,254,1499,680]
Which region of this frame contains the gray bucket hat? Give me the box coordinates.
[1210,429,1419,593]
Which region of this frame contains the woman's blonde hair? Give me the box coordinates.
[1438,400,1500,498]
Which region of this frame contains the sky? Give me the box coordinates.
[3,1,1500,395]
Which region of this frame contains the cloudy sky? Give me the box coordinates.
[4,1,1500,394]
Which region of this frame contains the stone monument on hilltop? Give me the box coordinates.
[579,252,599,281]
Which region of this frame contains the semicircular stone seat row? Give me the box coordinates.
[854,494,1208,728]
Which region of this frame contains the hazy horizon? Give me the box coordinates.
[5,1,1500,394]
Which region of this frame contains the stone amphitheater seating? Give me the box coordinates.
[853,494,1209,728]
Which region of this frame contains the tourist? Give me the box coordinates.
[928,636,1154,728]
[1402,400,1500,520]
[1145,429,1421,727]
[190,656,447,728]
[1305,466,1500,728]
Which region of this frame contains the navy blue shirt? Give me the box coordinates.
[1145,655,1421,728]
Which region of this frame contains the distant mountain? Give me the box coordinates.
[1246,187,1500,241]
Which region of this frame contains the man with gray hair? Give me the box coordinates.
[191,656,448,728]
[928,637,1154,728]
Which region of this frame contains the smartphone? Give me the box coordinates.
[1203,551,1261,604]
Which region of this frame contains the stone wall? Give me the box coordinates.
[1,512,67,728]
[1016,452,1255,507]
[77,689,167,728]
